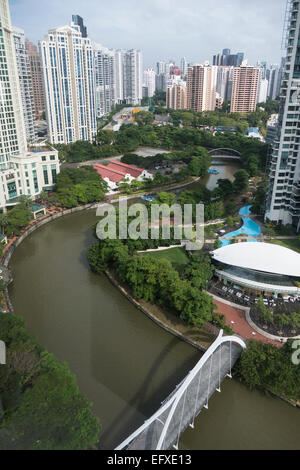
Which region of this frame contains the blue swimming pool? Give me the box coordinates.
[220,205,261,247]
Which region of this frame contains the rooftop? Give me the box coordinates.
[211,242,300,278]
[94,161,150,183]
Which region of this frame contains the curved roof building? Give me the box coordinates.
[211,243,300,295]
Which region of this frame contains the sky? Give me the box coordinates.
[10,0,286,68]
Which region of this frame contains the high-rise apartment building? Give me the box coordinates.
[13,27,35,142]
[71,15,87,38]
[94,44,116,117]
[216,66,234,102]
[40,24,97,144]
[155,73,168,92]
[230,66,260,113]
[0,0,27,167]
[267,64,282,100]
[0,0,60,210]
[143,67,155,98]
[25,39,45,120]
[187,65,218,112]
[156,60,166,75]
[258,78,269,103]
[265,0,300,229]
[166,83,187,110]
[180,57,188,78]
[123,49,142,105]
[213,49,244,67]
[115,49,124,103]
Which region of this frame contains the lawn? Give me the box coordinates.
[270,238,300,254]
[142,247,190,266]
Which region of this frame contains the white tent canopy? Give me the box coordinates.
[212,243,300,278]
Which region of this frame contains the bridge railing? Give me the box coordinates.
[115,331,246,451]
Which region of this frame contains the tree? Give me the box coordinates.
[157,192,176,206]
[237,340,300,400]
[182,255,214,289]
[96,129,115,146]
[180,288,214,327]
[39,191,49,204]
[0,313,100,450]
[233,169,249,193]
[0,213,9,234]
[6,204,32,236]
[217,179,234,198]
[226,216,235,228]
[133,111,155,126]
[188,155,209,177]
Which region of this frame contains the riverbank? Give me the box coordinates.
[7,208,300,449]
[105,270,300,409]
[105,270,217,352]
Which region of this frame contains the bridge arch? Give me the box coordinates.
[115,331,246,451]
[208,148,242,158]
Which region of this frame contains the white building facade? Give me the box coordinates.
[143,67,155,98]
[94,43,116,117]
[12,26,35,142]
[40,24,97,144]
[265,0,300,230]
[0,0,60,210]
[123,49,143,105]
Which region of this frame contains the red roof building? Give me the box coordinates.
[94,160,153,190]
[94,163,129,183]
[107,160,146,178]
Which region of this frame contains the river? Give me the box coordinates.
[8,159,300,450]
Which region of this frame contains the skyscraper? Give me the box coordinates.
[123,49,142,105]
[166,83,187,110]
[94,44,116,117]
[213,49,244,67]
[216,66,234,102]
[155,72,168,92]
[180,57,188,78]
[143,67,156,98]
[115,49,124,103]
[0,0,60,209]
[156,60,166,75]
[13,27,35,142]
[187,65,218,112]
[257,78,269,103]
[71,15,87,38]
[265,0,300,230]
[230,66,260,113]
[267,64,283,100]
[25,39,45,120]
[0,0,27,167]
[40,24,97,144]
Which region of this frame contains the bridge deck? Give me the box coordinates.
[122,341,242,450]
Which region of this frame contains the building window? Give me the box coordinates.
[42,156,46,161]
[43,166,49,185]
[33,170,39,193]
[51,164,57,184]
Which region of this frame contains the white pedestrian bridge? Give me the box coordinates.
[115,330,246,451]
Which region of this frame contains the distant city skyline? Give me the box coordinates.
[10,0,285,68]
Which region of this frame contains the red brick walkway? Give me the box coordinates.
[214,299,282,347]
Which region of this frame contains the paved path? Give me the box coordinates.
[213,299,281,347]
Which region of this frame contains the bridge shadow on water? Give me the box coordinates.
[94,332,199,450]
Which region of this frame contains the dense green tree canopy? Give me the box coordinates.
[0,313,100,450]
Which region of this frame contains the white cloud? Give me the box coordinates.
[10,0,285,66]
